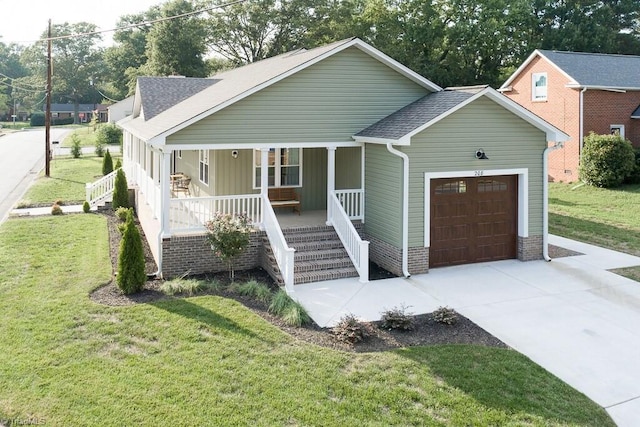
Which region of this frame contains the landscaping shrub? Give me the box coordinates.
[432,306,458,325]
[70,134,82,158]
[115,206,130,222]
[96,123,123,145]
[116,210,146,294]
[205,213,252,281]
[380,305,415,331]
[115,158,122,169]
[95,139,105,157]
[332,314,372,344]
[579,132,635,188]
[82,201,90,213]
[102,150,113,175]
[112,168,129,209]
[52,117,74,125]
[624,147,640,184]
[30,112,45,126]
[236,280,272,303]
[51,204,63,215]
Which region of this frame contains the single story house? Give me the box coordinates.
[48,103,108,122]
[106,38,567,292]
[108,96,134,124]
[499,49,640,182]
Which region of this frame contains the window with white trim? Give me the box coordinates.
[254,148,302,188]
[610,125,625,139]
[177,150,182,159]
[199,150,209,185]
[532,72,547,101]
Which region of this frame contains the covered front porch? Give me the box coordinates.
[119,135,369,290]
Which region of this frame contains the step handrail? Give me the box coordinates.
[86,168,119,207]
[328,191,369,283]
[261,193,296,293]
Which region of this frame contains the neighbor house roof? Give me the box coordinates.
[354,86,569,145]
[119,38,443,144]
[501,49,640,90]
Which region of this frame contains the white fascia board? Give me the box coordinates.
[151,38,442,143]
[500,49,578,89]
[162,141,363,152]
[566,84,640,92]
[352,135,410,146]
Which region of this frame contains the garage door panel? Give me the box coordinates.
[430,175,517,268]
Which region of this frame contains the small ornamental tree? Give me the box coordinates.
[117,210,146,294]
[102,150,113,175]
[115,158,122,169]
[579,132,635,188]
[112,168,129,209]
[205,213,252,281]
[70,134,82,158]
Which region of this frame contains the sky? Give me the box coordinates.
[0,0,164,47]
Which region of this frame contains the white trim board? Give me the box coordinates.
[423,168,529,247]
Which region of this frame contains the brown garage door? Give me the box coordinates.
[430,175,517,268]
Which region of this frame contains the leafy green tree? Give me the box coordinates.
[102,150,114,175]
[112,168,129,209]
[117,209,146,294]
[144,0,208,77]
[205,213,252,281]
[0,41,28,115]
[70,134,82,158]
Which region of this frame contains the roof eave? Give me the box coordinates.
[566,84,640,92]
[352,135,410,146]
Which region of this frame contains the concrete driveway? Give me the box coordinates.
[293,235,640,426]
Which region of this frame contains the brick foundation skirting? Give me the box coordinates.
[366,234,429,276]
[518,235,543,261]
[161,231,265,279]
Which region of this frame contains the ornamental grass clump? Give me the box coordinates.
[205,213,252,281]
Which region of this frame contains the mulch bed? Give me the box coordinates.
[89,209,579,352]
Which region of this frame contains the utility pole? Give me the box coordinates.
[45,19,52,177]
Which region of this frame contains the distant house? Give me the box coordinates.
[108,96,134,123]
[500,50,640,182]
[89,38,566,290]
[48,103,108,123]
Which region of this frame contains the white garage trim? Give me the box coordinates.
[424,168,529,247]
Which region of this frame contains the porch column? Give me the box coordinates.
[260,148,269,196]
[145,144,152,199]
[326,146,336,225]
[160,149,171,237]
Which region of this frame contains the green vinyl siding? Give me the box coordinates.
[364,144,403,247]
[167,47,429,145]
[336,147,362,189]
[301,148,327,210]
[403,97,547,247]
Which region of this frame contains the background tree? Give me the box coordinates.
[0,41,29,117]
[143,0,208,77]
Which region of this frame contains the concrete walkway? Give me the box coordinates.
[9,204,89,217]
[293,235,640,426]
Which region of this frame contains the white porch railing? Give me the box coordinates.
[329,191,369,283]
[169,194,263,233]
[261,193,295,293]
[85,169,119,207]
[335,189,364,220]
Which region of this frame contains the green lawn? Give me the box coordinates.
[62,125,103,147]
[19,155,120,207]
[549,182,640,279]
[0,214,614,426]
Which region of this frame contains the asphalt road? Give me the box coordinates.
[0,128,71,224]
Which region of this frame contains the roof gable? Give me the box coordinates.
[136,77,218,120]
[355,86,569,144]
[121,38,442,143]
[501,49,640,90]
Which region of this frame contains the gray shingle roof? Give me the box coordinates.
[539,50,640,88]
[355,88,480,140]
[138,77,219,120]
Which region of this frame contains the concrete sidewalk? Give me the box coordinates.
[10,204,89,217]
[293,235,640,426]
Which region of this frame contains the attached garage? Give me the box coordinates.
[430,175,517,268]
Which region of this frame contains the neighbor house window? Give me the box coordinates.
[532,72,547,101]
[254,148,302,188]
[610,125,625,139]
[199,150,209,185]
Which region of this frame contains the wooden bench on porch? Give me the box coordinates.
[268,187,301,215]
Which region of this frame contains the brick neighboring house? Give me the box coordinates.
[499,50,640,182]
[48,103,108,123]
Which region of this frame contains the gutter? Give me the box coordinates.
[542,141,565,261]
[386,143,410,277]
[579,87,587,155]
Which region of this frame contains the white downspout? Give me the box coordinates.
[386,143,410,277]
[543,141,565,261]
[579,87,587,155]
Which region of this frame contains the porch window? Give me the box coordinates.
[199,150,209,185]
[254,148,302,188]
[532,72,547,101]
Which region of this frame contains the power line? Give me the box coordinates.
[0,79,46,94]
[10,0,249,45]
[0,71,45,89]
